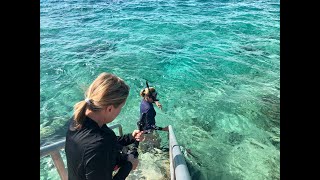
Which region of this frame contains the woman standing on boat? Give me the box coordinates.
[65,72,144,180]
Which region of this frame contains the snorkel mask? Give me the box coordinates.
[146,81,159,102]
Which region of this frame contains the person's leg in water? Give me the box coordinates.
[138,130,162,153]
[130,121,145,158]
[131,119,162,155]
[130,129,153,156]
[150,130,161,149]
[113,160,132,180]
[131,141,139,158]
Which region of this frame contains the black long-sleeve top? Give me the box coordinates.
[139,99,163,131]
[140,99,156,129]
[65,116,135,180]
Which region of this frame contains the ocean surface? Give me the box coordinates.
[40,0,280,179]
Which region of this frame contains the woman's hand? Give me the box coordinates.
[127,154,139,170]
[132,130,145,142]
[155,101,162,110]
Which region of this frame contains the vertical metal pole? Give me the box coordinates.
[169,125,191,180]
[118,125,123,136]
[51,151,68,180]
[169,125,175,180]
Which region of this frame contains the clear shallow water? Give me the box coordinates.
[40,0,280,179]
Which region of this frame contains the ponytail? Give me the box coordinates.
[73,100,87,129]
[72,72,129,130]
[140,89,146,97]
[140,87,156,97]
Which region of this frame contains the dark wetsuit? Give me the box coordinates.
[139,99,163,131]
[131,99,164,157]
[65,116,136,180]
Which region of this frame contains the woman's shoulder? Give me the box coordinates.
[84,128,116,150]
[140,100,153,110]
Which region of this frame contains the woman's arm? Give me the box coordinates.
[116,133,135,146]
[155,101,162,110]
[117,130,145,146]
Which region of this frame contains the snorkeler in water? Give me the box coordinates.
[130,81,168,157]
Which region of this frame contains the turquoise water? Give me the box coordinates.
[40,0,280,179]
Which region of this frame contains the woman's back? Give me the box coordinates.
[65,116,117,180]
[140,99,156,129]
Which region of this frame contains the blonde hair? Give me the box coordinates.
[140,87,156,97]
[73,72,129,129]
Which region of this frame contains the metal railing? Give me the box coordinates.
[40,124,191,180]
[40,124,123,180]
[168,125,191,180]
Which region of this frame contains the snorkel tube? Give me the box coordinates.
[146,80,159,102]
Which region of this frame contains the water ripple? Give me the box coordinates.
[41,0,280,179]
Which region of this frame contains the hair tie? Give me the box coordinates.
[85,98,91,105]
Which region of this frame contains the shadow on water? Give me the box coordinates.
[153,42,185,55]
[186,159,242,180]
[226,131,245,146]
[84,41,117,55]
[257,94,280,129]
[190,117,214,133]
[70,40,117,60]
[247,93,280,150]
